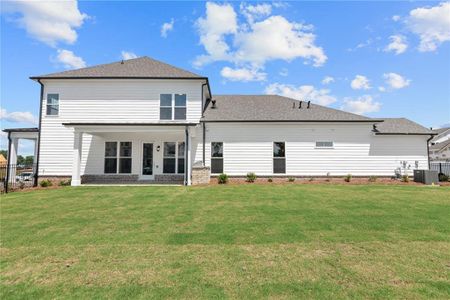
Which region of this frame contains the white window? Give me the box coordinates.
[315,141,334,148]
[163,142,185,174]
[104,142,132,174]
[160,94,187,120]
[46,94,59,116]
[273,142,286,174]
[211,142,223,174]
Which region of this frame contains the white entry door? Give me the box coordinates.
[141,143,154,180]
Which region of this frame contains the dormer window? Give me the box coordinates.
[160,93,186,120]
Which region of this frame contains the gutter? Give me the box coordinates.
[34,79,44,187]
[201,120,385,123]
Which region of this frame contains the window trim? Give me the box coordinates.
[315,141,334,149]
[273,142,286,174]
[159,93,187,120]
[46,93,59,116]
[104,141,132,174]
[163,141,185,174]
[210,142,224,174]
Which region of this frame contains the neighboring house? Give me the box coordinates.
[429,139,450,161]
[3,57,434,186]
[430,127,450,145]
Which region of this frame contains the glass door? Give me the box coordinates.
[142,143,153,179]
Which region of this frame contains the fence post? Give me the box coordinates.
[439,163,442,174]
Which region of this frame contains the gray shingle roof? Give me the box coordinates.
[429,139,450,151]
[203,95,378,122]
[374,118,433,135]
[31,57,204,79]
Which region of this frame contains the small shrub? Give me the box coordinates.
[438,173,449,182]
[59,179,71,186]
[19,181,25,190]
[288,177,295,182]
[246,172,257,183]
[39,179,53,187]
[401,175,409,182]
[344,174,352,182]
[309,177,314,181]
[325,172,331,182]
[217,173,228,184]
[368,176,377,182]
[267,177,273,182]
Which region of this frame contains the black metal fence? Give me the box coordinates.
[430,162,450,176]
[0,164,37,193]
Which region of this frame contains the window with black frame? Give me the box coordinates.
[177,142,185,174]
[119,142,132,173]
[273,142,286,174]
[163,142,176,173]
[46,94,59,116]
[211,142,223,174]
[104,142,117,173]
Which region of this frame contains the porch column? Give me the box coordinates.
[8,137,19,183]
[71,131,83,186]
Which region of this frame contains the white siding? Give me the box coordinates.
[193,123,429,176]
[39,79,203,175]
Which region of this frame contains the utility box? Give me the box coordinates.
[413,170,439,185]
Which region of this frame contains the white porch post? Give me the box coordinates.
[187,127,192,186]
[71,131,83,186]
[8,137,19,183]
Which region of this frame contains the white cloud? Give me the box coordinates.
[0,107,38,125]
[378,86,386,92]
[384,35,408,54]
[2,0,88,47]
[279,68,288,76]
[240,3,272,23]
[220,66,267,82]
[321,76,334,85]
[265,83,337,106]
[194,2,238,67]
[351,75,371,90]
[392,15,401,22]
[341,95,381,115]
[383,72,411,89]
[194,2,326,81]
[234,15,326,67]
[121,51,138,60]
[161,19,174,38]
[407,2,450,52]
[55,49,86,69]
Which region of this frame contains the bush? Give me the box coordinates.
[344,174,352,182]
[288,177,295,182]
[267,177,273,182]
[438,173,449,182]
[401,175,409,183]
[39,179,53,187]
[217,173,228,184]
[325,172,331,182]
[246,172,257,183]
[59,179,71,186]
[309,177,314,181]
[368,176,377,182]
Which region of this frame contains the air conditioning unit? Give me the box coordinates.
[413,170,439,185]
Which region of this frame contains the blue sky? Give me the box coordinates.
[1,1,450,154]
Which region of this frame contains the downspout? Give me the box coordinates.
[5,132,12,193]
[34,79,44,187]
[201,83,207,117]
[427,135,434,170]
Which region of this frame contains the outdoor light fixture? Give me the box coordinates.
[157,145,161,152]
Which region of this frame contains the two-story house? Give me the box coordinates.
[3,57,434,187]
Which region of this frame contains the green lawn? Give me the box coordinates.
[1,185,450,299]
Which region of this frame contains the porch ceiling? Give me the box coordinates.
[62,122,199,133]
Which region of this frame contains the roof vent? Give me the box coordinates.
[307,101,311,108]
[211,100,217,109]
[373,124,377,131]
[298,101,302,109]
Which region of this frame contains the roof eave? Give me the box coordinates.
[201,119,384,123]
[30,76,209,80]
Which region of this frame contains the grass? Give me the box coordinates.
[1,184,450,299]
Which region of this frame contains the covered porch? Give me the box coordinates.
[63,123,199,186]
